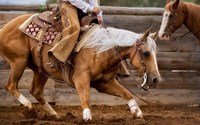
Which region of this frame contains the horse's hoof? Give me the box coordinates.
[132,118,146,125]
[23,107,38,119]
[27,104,33,109]
[54,114,61,119]
[132,112,143,119]
[83,108,92,121]
[83,117,92,122]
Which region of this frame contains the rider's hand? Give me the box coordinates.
[97,16,103,26]
[92,6,101,15]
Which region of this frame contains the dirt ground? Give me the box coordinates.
[0,104,199,125]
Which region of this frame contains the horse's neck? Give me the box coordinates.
[108,46,131,65]
[110,47,130,63]
[116,46,131,57]
[184,3,200,39]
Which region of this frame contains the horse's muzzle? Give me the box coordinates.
[158,31,171,40]
[148,76,162,88]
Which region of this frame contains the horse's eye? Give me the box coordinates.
[143,51,150,57]
[169,14,173,19]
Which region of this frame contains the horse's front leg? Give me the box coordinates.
[29,70,58,117]
[92,78,143,119]
[5,57,32,109]
[72,71,91,121]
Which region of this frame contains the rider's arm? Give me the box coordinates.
[63,0,103,24]
[63,0,94,13]
[87,0,103,25]
[63,0,102,16]
[88,0,103,17]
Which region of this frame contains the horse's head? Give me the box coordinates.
[129,29,161,90]
[159,0,185,40]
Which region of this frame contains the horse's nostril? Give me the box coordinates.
[153,78,158,83]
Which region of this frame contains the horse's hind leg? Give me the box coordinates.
[30,70,58,117]
[72,72,91,121]
[5,58,32,109]
[91,78,143,118]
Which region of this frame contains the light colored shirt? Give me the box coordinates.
[62,0,102,17]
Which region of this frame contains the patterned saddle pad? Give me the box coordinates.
[19,14,61,46]
[19,14,100,52]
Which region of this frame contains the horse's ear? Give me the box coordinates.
[142,28,151,40]
[166,0,171,4]
[150,31,158,40]
[172,0,179,9]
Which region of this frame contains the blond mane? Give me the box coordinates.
[83,25,156,53]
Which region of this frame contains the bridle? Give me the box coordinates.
[116,38,149,91]
[167,9,192,41]
[130,39,149,91]
[164,9,179,40]
[114,38,161,104]
[164,8,200,41]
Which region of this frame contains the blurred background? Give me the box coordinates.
[0,0,199,7]
[100,0,200,7]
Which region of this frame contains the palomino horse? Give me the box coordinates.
[0,14,161,121]
[159,0,200,40]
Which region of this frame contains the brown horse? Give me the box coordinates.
[0,14,161,121]
[159,0,200,40]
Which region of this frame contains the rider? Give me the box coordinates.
[48,0,103,67]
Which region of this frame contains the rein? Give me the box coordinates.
[115,39,149,91]
[137,47,148,91]
[130,39,149,91]
[115,39,152,104]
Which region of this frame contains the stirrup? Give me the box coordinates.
[46,62,58,68]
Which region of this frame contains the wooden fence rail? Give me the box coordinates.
[0,4,163,15]
[0,5,199,106]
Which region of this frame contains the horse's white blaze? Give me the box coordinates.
[83,108,92,121]
[152,51,160,76]
[128,99,143,118]
[18,94,32,109]
[42,102,58,116]
[159,10,171,40]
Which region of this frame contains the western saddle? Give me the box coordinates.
[32,7,63,33]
